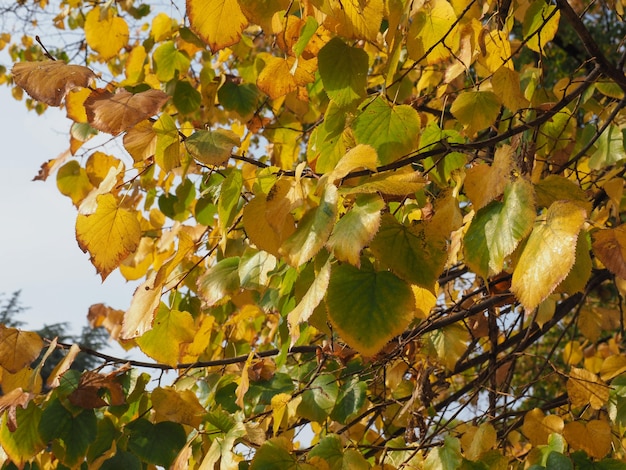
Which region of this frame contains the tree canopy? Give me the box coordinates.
[1,0,626,467]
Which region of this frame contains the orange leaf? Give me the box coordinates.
[563,420,611,459]
[521,408,563,446]
[0,327,43,374]
[85,88,169,135]
[592,225,626,278]
[11,60,96,106]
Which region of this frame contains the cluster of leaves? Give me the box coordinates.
[2,0,626,467]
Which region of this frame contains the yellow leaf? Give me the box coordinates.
[123,120,158,162]
[85,88,169,136]
[563,420,611,459]
[460,423,496,461]
[11,60,96,106]
[511,201,586,311]
[450,90,501,135]
[243,195,296,257]
[56,160,94,206]
[342,169,428,196]
[151,12,175,42]
[236,353,254,409]
[152,387,206,427]
[0,327,43,374]
[600,355,626,381]
[180,315,215,363]
[592,225,626,279]
[521,408,563,446]
[187,0,248,51]
[0,367,42,395]
[84,6,129,60]
[121,274,163,339]
[563,341,583,366]
[76,193,142,280]
[429,323,469,370]
[464,145,514,210]
[491,67,529,112]
[477,30,513,73]
[123,45,148,86]
[412,284,438,319]
[271,393,292,436]
[566,367,609,410]
[65,87,91,123]
[323,0,384,41]
[287,256,332,344]
[523,2,560,54]
[136,308,196,367]
[318,144,379,189]
[407,0,458,64]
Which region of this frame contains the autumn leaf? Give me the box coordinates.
[566,367,609,410]
[187,0,248,51]
[563,420,611,459]
[511,201,586,311]
[0,327,43,374]
[84,6,129,59]
[592,225,626,278]
[84,88,169,135]
[521,408,564,446]
[11,61,96,106]
[75,193,142,280]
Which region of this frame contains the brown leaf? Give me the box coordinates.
[85,88,169,135]
[12,60,96,106]
[68,369,126,409]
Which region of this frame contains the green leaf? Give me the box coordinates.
[250,437,315,470]
[534,175,592,213]
[197,257,241,307]
[136,307,195,367]
[217,81,261,120]
[0,402,45,467]
[293,16,318,57]
[39,399,97,467]
[307,101,348,172]
[318,37,368,108]
[589,125,626,169]
[370,213,446,291]
[172,79,201,114]
[153,112,181,172]
[100,451,142,470]
[280,184,338,267]
[464,179,536,278]
[450,91,501,135]
[297,374,339,423]
[512,201,587,311]
[523,2,560,53]
[326,263,414,356]
[153,40,190,82]
[57,160,93,205]
[545,451,573,470]
[352,96,421,165]
[428,323,470,370]
[185,128,240,166]
[126,419,186,468]
[218,168,243,230]
[425,435,463,470]
[330,376,367,424]
[309,434,370,470]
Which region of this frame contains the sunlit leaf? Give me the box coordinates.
[318,37,368,108]
[522,2,560,53]
[11,60,96,106]
[464,145,514,211]
[511,201,586,311]
[85,88,169,135]
[185,128,240,166]
[326,263,414,356]
[521,408,564,446]
[326,194,384,266]
[187,0,248,51]
[428,323,469,370]
[197,257,241,307]
[75,193,142,280]
[56,160,94,206]
[153,41,190,82]
[352,96,420,164]
[0,403,44,466]
[407,0,458,64]
[424,435,462,470]
[450,91,501,135]
[151,387,206,427]
[136,308,195,367]
[566,367,609,410]
[309,434,370,469]
[0,327,43,374]
[322,0,383,41]
[84,6,129,59]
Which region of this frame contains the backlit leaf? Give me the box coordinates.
[424,435,462,470]
[152,387,206,427]
[326,194,384,266]
[588,124,626,170]
[522,2,560,53]
[428,323,469,370]
[84,6,129,60]
[297,375,339,424]
[185,128,240,166]
[464,179,536,278]
[534,175,591,213]
[352,96,421,164]
[566,367,609,410]
[464,145,514,211]
[85,88,169,136]
[511,201,586,311]
[450,91,501,135]
[280,184,338,267]
[56,160,94,206]
[197,257,241,307]
[370,213,447,291]
[243,195,296,257]
[318,37,368,108]
[75,193,142,280]
[186,0,248,51]
[522,408,564,446]
[0,327,43,374]
[322,0,383,41]
[0,403,45,467]
[310,434,370,469]
[136,308,195,367]
[11,60,96,106]
[153,41,191,82]
[120,274,163,339]
[326,263,414,357]
[407,0,458,64]
[341,169,428,196]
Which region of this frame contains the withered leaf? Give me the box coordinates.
[12,60,96,106]
[85,88,169,135]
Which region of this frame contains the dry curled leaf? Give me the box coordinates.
[85,88,169,135]
[12,60,96,106]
